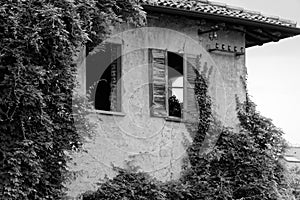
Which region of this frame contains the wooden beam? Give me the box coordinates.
[229,26,267,45]
[250,29,280,42]
[245,30,268,41]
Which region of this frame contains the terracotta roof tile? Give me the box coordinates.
[141,0,297,27]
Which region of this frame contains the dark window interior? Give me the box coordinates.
[167,52,183,118]
[86,43,121,112]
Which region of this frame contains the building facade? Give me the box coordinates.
[66,0,300,198]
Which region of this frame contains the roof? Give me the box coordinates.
[141,0,300,47]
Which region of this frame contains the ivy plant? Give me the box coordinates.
[0,0,145,199]
[82,72,295,200]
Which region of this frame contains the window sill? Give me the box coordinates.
[165,116,183,122]
[87,109,125,116]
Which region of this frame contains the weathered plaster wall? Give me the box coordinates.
[146,13,247,128]
[286,147,300,160]
[65,14,247,198]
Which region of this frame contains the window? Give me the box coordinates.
[149,49,199,121]
[167,52,183,118]
[86,43,122,112]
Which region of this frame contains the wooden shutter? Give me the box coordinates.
[185,55,200,122]
[149,49,168,117]
[110,43,122,112]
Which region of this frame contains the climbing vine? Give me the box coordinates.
[179,76,293,199]
[0,0,144,199]
[82,70,295,199]
[1,0,293,199]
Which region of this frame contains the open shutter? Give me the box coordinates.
[110,43,122,112]
[149,49,168,117]
[185,55,200,122]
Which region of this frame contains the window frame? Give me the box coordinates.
[85,42,124,115]
[166,52,185,119]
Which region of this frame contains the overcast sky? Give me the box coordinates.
[218,0,300,145]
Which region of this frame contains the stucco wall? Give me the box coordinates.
[65,14,247,198]
[286,147,300,159]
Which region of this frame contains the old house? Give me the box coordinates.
[283,146,300,193]
[68,0,300,197]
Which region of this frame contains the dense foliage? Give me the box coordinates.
[83,72,295,200]
[0,0,144,199]
[179,88,292,199]
[168,95,182,118]
[0,0,293,199]
[289,166,300,198]
[82,168,166,200]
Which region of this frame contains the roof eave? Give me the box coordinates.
[143,5,300,47]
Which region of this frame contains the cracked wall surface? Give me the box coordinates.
[65,14,247,198]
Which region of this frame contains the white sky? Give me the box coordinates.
[218,0,300,145]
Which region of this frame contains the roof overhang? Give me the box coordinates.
[143,5,300,48]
